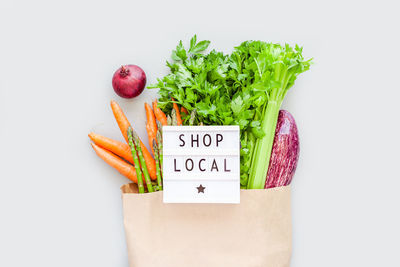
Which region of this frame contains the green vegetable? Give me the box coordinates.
[127,127,144,193]
[150,36,311,188]
[153,139,163,190]
[167,115,172,126]
[133,129,154,192]
[156,121,163,171]
[233,41,312,189]
[171,109,178,126]
[189,109,196,126]
[149,35,256,186]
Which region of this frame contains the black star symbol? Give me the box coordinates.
[196,184,206,193]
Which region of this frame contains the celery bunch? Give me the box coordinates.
[232,42,312,188]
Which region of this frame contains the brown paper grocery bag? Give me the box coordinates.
[121,183,291,267]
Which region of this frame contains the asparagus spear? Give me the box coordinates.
[150,181,161,191]
[156,120,163,131]
[156,129,163,171]
[127,127,145,194]
[189,109,196,126]
[171,109,178,126]
[167,115,172,126]
[153,139,163,190]
[132,131,154,193]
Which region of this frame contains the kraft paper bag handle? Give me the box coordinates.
[121,184,292,267]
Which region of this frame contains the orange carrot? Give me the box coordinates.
[91,143,141,183]
[171,98,182,125]
[145,103,157,155]
[110,100,131,143]
[152,100,168,126]
[88,132,134,165]
[145,103,157,135]
[110,100,157,180]
[181,106,188,115]
[139,141,156,181]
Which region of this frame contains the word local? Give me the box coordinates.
[174,158,231,172]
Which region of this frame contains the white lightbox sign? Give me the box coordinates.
[162,126,240,204]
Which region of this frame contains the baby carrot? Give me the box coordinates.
[88,132,134,164]
[90,143,139,183]
[110,100,157,181]
[145,103,157,135]
[181,106,188,115]
[171,98,182,125]
[152,100,168,126]
[110,100,131,143]
[145,103,157,155]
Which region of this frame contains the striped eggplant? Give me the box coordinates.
[265,110,299,189]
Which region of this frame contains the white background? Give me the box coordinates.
[1,0,399,266]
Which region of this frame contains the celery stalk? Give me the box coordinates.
[247,53,311,189]
[247,100,280,189]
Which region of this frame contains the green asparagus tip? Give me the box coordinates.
[171,109,178,126]
[132,130,139,141]
[152,139,158,152]
[156,131,162,143]
[189,109,196,126]
[127,126,133,138]
[156,120,162,129]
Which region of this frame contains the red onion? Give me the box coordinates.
[265,110,300,189]
[112,65,146,99]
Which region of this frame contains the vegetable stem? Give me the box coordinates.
[153,140,163,190]
[133,130,154,193]
[156,129,163,171]
[127,127,145,193]
[247,100,280,189]
[171,109,178,126]
[189,109,196,126]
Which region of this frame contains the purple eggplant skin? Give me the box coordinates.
[265,110,300,189]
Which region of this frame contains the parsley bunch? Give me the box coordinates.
[149,36,311,188]
[149,35,261,187]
